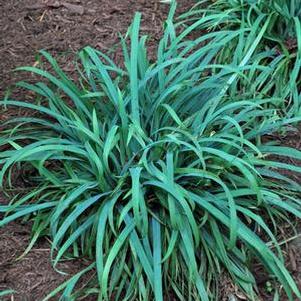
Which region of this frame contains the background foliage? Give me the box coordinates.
[181,0,301,116]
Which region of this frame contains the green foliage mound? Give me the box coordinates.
[1,3,301,301]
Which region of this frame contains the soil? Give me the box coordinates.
[0,0,301,300]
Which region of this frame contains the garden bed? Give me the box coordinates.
[1,0,301,300]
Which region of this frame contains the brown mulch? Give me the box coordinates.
[1,0,301,300]
[0,220,94,301]
[0,0,191,99]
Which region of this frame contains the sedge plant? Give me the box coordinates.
[1,3,301,300]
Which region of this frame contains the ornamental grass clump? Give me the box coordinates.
[1,3,301,301]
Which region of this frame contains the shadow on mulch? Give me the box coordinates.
[255,129,301,301]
